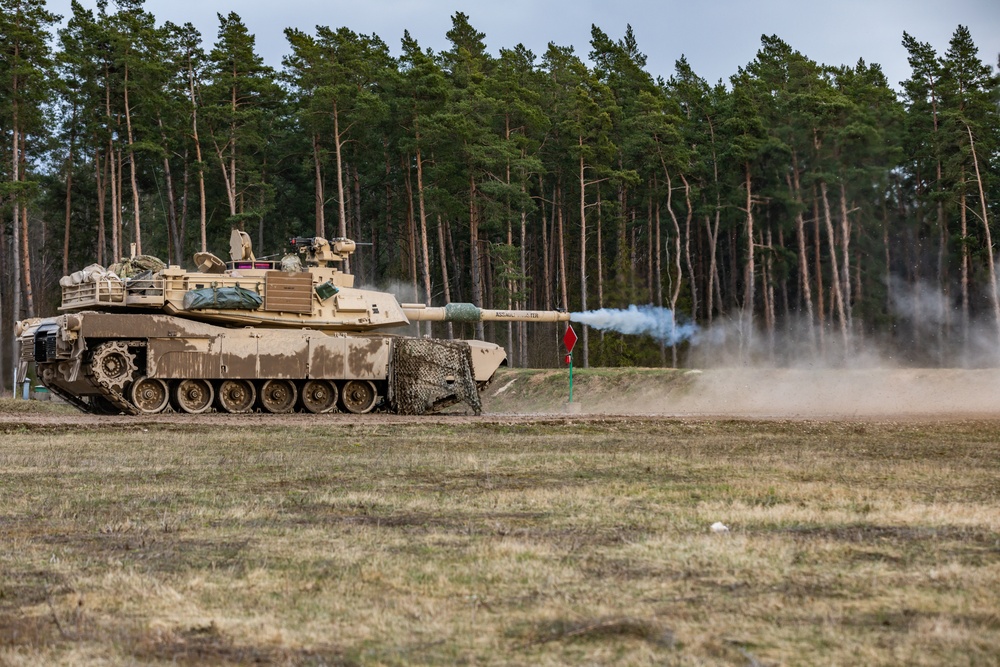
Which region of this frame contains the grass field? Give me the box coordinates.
[1,400,999,665]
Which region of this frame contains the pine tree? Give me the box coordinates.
[542,41,617,366]
[438,12,499,341]
[203,11,281,241]
[0,0,59,385]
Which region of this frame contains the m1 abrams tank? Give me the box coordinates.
[16,230,568,415]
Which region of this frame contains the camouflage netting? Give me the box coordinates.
[389,338,482,415]
[281,254,303,272]
[109,255,166,279]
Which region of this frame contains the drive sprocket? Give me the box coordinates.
[89,341,138,391]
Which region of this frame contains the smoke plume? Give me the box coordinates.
[571,305,698,345]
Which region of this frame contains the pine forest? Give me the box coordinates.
[2,0,1000,382]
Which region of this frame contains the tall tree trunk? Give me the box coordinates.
[657,200,666,365]
[403,156,418,302]
[519,201,528,367]
[446,210,462,302]
[95,148,106,266]
[313,133,325,237]
[212,92,238,220]
[788,170,814,348]
[654,181,663,309]
[539,178,552,311]
[158,115,180,265]
[556,184,568,314]
[665,171,682,368]
[966,123,1000,346]
[681,174,697,321]
[788,157,814,338]
[629,216,637,299]
[229,68,237,222]
[180,147,189,261]
[764,228,776,358]
[934,84,947,350]
[20,197,34,318]
[704,213,719,325]
[352,164,364,282]
[415,143,433,335]
[10,92,22,386]
[505,202,515,366]
[742,163,755,358]
[812,189,825,354]
[597,195,605,309]
[109,140,119,262]
[469,174,485,340]
[960,169,969,344]
[123,65,142,254]
[0,209,6,390]
[820,181,848,353]
[102,62,119,261]
[578,147,589,368]
[116,147,124,259]
[705,113,722,324]
[63,109,76,276]
[645,198,652,304]
[437,215,454,340]
[187,51,207,252]
[332,100,350,274]
[839,183,853,335]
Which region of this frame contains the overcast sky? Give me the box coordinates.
[48,0,1000,90]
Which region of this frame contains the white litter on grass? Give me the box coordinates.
[710,522,730,534]
[494,378,518,396]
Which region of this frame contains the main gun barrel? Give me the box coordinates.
[401,303,570,324]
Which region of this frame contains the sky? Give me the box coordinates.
[47,0,1000,90]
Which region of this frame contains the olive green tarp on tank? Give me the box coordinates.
[182,286,263,311]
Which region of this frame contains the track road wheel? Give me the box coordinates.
[340,380,378,414]
[260,379,297,413]
[216,379,256,413]
[173,379,214,414]
[301,380,338,414]
[130,377,169,414]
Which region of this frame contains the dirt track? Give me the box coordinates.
[6,367,1000,426]
[534,367,1000,419]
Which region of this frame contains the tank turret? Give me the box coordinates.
[18,230,573,416]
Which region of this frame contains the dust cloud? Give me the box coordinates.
[518,280,1000,419]
[583,368,1000,419]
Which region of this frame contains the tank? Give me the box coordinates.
[15,230,569,415]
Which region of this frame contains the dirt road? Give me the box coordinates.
[6,367,1000,426]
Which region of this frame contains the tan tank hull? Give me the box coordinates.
[18,312,499,415]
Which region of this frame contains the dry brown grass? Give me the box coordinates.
[1,416,998,665]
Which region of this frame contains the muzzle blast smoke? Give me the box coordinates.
[571,305,698,345]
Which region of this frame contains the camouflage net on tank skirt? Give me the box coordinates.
[389,338,482,415]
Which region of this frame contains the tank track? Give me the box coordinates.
[35,336,484,416]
